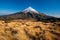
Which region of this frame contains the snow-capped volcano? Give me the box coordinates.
[23,7,39,13]
[0,7,60,22]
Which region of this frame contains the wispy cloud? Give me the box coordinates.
[0,10,17,15]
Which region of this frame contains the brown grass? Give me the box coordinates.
[0,20,60,40]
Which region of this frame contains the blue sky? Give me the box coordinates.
[0,0,60,17]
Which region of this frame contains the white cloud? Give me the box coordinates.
[0,9,18,15]
[0,10,17,15]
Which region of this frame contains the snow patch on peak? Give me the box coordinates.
[23,7,39,13]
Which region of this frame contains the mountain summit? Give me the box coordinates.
[23,7,39,13]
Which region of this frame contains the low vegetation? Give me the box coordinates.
[0,20,60,40]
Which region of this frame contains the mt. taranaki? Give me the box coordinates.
[0,7,60,22]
